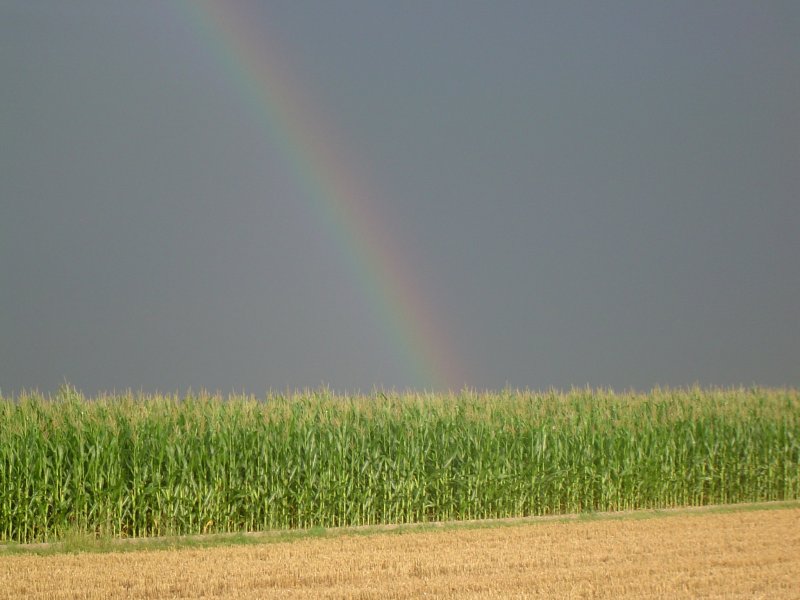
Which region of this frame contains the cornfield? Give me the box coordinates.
[1,387,798,543]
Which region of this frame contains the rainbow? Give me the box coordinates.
[179,1,465,390]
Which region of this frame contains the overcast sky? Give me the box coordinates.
[2,1,798,395]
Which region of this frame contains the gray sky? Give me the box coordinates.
[2,1,798,395]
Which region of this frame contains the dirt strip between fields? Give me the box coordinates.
[1,506,798,599]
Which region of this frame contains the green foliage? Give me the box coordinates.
[1,387,798,543]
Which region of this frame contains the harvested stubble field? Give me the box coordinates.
[1,504,798,599]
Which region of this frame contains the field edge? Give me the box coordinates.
[3,499,798,557]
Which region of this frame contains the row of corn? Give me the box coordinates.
[1,387,797,543]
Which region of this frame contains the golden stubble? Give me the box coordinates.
[2,508,798,599]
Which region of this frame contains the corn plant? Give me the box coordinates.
[0,386,798,543]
